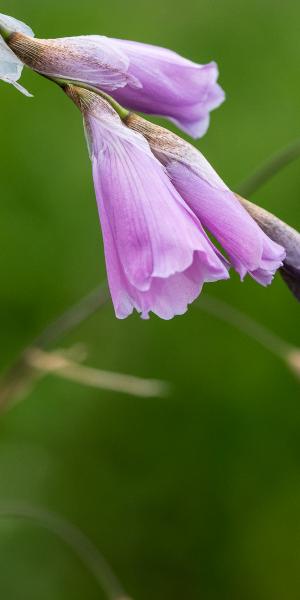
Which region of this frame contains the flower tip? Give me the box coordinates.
[13,80,33,97]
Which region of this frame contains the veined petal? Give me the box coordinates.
[66,87,228,319]
[112,40,225,137]
[8,34,140,92]
[88,112,227,291]
[97,171,229,320]
[40,35,141,90]
[167,162,285,283]
[126,115,285,285]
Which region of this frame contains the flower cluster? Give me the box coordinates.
[1,12,297,319]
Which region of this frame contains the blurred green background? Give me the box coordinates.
[0,0,300,598]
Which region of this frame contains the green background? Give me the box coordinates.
[0,0,300,598]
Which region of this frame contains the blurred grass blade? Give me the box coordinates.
[197,295,300,380]
[36,284,109,348]
[0,503,132,600]
[237,138,300,197]
[25,347,169,398]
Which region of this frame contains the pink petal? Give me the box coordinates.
[83,96,229,318]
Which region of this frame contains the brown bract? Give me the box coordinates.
[64,84,98,114]
[7,32,124,77]
[8,32,60,70]
[125,112,196,165]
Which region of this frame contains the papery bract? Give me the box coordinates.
[8,34,141,92]
[0,12,33,95]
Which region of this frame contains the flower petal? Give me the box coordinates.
[111,41,225,137]
[125,115,285,285]
[8,29,224,137]
[74,90,228,318]
[98,180,229,320]
[89,117,228,288]
[9,34,140,92]
[167,162,285,282]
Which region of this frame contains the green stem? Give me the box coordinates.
[35,283,109,349]
[197,295,292,360]
[237,138,300,197]
[0,24,11,41]
[0,284,109,412]
[0,504,132,600]
[45,74,130,120]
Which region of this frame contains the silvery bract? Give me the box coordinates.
[0,13,33,95]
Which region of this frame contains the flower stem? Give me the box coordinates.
[35,283,109,349]
[0,503,132,600]
[237,138,300,197]
[43,74,130,120]
[0,24,11,41]
[197,295,291,359]
[0,285,109,412]
[196,295,300,381]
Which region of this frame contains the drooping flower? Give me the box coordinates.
[65,85,229,319]
[0,12,33,95]
[1,12,224,137]
[125,114,286,285]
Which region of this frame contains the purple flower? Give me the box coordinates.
[66,85,229,319]
[110,39,224,138]
[126,115,286,285]
[4,17,224,137]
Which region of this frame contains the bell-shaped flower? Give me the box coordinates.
[0,13,33,95]
[108,39,224,138]
[3,11,224,137]
[65,85,229,319]
[125,114,286,285]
